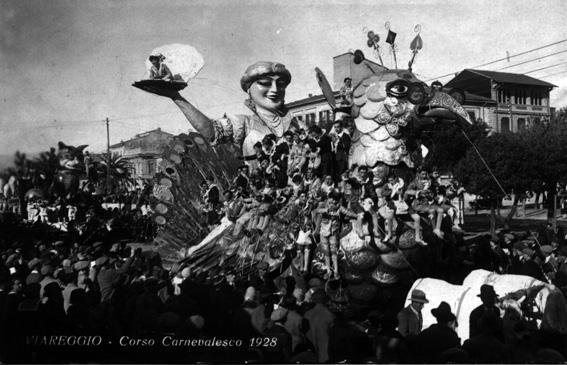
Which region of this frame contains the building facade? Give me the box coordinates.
[445,69,556,133]
[109,128,174,180]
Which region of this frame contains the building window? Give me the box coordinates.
[515,89,525,105]
[530,90,542,106]
[517,118,526,130]
[318,110,331,128]
[305,113,316,126]
[498,87,511,104]
[467,111,476,121]
[501,117,510,133]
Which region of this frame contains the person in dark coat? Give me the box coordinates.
[397,289,428,338]
[517,248,547,282]
[309,125,333,178]
[263,307,293,363]
[463,312,511,363]
[233,165,250,195]
[330,120,351,180]
[410,301,461,363]
[469,284,503,340]
[328,307,373,363]
[304,289,335,363]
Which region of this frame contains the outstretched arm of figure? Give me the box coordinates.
[132,84,214,141]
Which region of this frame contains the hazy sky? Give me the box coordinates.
[1,0,566,155]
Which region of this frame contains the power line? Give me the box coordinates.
[497,49,567,70]
[525,61,567,74]
[539,69,567,79]
[425,38,567,81]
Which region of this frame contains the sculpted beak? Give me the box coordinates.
[417,90,473,125]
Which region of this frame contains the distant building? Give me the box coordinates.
[445,69,556,132]
[109,128,174,179]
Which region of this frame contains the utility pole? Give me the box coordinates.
[106,118,111,194]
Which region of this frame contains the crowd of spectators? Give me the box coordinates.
[1,226,566,363]
[1,122,567,363]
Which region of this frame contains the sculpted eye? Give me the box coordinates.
[391,85,408,94]
[385,79,410,98]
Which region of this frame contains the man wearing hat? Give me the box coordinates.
[469,284,502,339]
[397,289,428,338]
[304,289,335,363]
[263,306,292,362]
[410,301,460,363]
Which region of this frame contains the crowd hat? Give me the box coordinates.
[240,61,291,92]
[95,256,109,267]
[189,315,205,330]
[478,284,498,299]
[410,289,429,303]
[431,301,456,322]
[540,245,554,256]
[74,260,89,271]
[270,307,288,322]
[40,264,54,276]
[311,289,329,304]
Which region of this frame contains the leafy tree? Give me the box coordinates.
[454,131,534,236]
[421,119,490,173]
[522,119,567,218]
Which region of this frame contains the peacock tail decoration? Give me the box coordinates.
[149,131,241,266]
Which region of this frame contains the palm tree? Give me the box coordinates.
[96,153,135,193]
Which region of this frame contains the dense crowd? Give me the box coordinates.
[0,227,566,363]
[0,187,158,244]
[1,123,567,363]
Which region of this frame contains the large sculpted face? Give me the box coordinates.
[57,142,87,171]
[249,75,287,113]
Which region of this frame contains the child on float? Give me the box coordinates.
[377,188,397,243]
[148,54,173,81]
[295,193,315,274]
[304,167,322,197]
[232,193,262,238]
[355,197,385,251]
[314,191,358,279]
[320,175,336,196]
[435,184,462,232]
[405,169,436,244]
[287,138,306,177]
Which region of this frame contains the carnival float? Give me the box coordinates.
[130,28,564,322]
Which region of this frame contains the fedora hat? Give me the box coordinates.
[431,301,456,322]
[478,284,498,299]
[410,289,429,303]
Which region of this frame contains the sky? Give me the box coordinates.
[1,0,567,155]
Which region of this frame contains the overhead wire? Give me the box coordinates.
[425,38,567,81]
[496,49,567,71]
[524,61,567,75]
[539,69,567,79]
